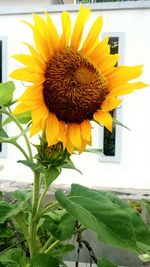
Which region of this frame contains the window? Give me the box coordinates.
[77,0,139,3]
[0,37,7,157]
[99,33,124,163]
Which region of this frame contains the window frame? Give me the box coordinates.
[99,32,125,163]
[0,36,7,158]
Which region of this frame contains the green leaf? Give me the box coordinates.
[0,126,17,144]
[0,248,29,267]
[0,82,15,107]
[0,124,30,144]
[43,212,76,241]
[18,160,45,173]
[62,159,82,174]
[141,200,150,218]
[45,167,61,188]
[11,189,32,202]
[55,184,150,254]
[113,118,130,131]
[0,222,13,239]
[97,191,150,252]
[84,148,102,155]
[139,252,150,262]
[3,111,31,126]
[52,244,75,257]
[0,192,3,199]
[0,200,27,224]
[31,254,60,267]
[0,126,8,137]
[0,201,15,224]
[97,257,118,267]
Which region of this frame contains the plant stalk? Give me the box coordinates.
[3,108,33,160]
[29,171,41,257]
[40,202,59,217]
[36,186,48,218]
[45,240,60,254]
[41,236,55,253]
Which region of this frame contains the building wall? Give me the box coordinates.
[0,1,150,189]
[0,0,60,9]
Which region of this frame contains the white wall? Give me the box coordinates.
[0,2,150,189]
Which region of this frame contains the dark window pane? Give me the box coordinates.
[103,37,119,157]
[103,110,116,156]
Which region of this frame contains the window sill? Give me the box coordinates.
[0,180,150,201]
[0,1,150,15]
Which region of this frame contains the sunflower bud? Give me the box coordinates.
[35,139,70,169]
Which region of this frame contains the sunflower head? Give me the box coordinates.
[10,5,148,154]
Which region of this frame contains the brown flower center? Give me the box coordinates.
[43,48,108,123]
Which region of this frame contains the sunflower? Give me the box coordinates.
[10,5,147,154]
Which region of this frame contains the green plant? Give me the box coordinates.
[0,4,149,266]
[0,81,150,266]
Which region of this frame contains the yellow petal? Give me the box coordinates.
[12,54,44,73]
[23,42,45,68]
[82,16,103,54]
[94,110,113,132]
[107,65,143,87]
[58,121,66,145]
[45,11,60,52]
[78,139,87,154]
[32,28,49,62]
[102,97,122,112]
[71,5,90,50]
[46,113,60,146]
[66,124,74,154]
[21,19,34,30]
[33,14,52,59]
[19,85,43,103]
[22,16,50,61]
[108,82,149,97]
[80,120,91,142]
[90,36,109,56]
[98,54,120,73]
[60,12,71,50]
[66,139,74,155]
[13,103,31,115]
[22,98,42,107]
[32,103,49,125]
[87,36,110,64]
[9,68,45,83]
[30,121,43,137]
[69,123,81,148]
[13,98,43,114]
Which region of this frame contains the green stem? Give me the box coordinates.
[36,187,48,218]
[40,202,59,217]
[3,109,33,160]
[41,236,55,253]
[29,171,41,257]
[45,240,60,254]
